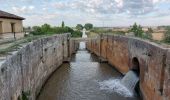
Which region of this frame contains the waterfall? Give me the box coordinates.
[121,70,139,93]
[98,70,139,97]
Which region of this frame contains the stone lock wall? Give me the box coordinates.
[86,34,170,100]
[0,33,78,100]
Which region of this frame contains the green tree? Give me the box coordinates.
[71,30,82,37]
[30,23,82,37]
[76,24,83,30]
[84,23,93,30]
[62,21,65,28]
[144,27,153,39]
[41,24,51,33]
[148,27,153,33]
[164,29,170,43]
[30,26,43,35]
[130,23,144,37]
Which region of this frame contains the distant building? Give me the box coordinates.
[0,10,25,39]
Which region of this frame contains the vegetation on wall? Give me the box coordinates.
[18,91,30,100]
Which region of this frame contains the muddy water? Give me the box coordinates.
[37,42,139,100]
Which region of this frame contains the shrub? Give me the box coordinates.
[71,30,82,37]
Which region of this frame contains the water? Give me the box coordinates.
[99,78,134,97]
[37,42,139,100]
[121,70,139,93]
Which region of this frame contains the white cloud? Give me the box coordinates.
[2,0,169,26]
[51,0,168,16]
[12,5,35,14]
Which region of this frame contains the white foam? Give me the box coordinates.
[98,78,134,97]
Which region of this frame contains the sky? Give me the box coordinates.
[0,0,170,27]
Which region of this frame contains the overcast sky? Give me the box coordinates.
[0,0,170,27]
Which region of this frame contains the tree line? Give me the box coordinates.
[76,23,93,30]
[24,21,82,37]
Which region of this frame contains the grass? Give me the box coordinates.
[0,35,49,56]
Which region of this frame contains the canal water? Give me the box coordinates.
[37,41,139,100]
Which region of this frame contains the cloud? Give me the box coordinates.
[51,0,170,16]
[1,0,170,26]
[12,6,35,15]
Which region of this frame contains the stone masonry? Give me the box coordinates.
[0,33,78,100]
[86,34,170,100]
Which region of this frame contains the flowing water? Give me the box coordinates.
[121,70,139,93]
[37,31,139,100]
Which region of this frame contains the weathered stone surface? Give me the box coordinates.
[163,50,170,100]
[0,33,77,100]
[87,35,170,100]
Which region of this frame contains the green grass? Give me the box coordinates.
[0,35,49,56]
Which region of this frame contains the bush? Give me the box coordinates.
[30,26,43,35]
[71,31,82,37]
[142,33,152,39]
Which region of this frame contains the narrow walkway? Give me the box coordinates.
[37,42,139,100]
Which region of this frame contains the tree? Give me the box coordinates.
[130,23,144,37]
[30,26,43,35]
[30,23,82,37]
[148,27,153,33]
[164,29,170,43]
[76,24,83,30]
[143,27,153,39]
[84,23,93,30]
[41,23,51,33]
[71,30,82,37]
[62,21,65,28]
